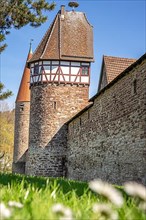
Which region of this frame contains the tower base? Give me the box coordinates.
[12,162,25,174]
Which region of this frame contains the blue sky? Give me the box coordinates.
[0,0,145,108]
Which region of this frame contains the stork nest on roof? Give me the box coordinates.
[68,2,79,8]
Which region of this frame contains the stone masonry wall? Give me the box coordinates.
[67,60,146,185]
[12,101,30,174]
[26,84,89,177]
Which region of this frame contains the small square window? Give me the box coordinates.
[52,61,59,65]
[81,62,90,66]
[43,61,51,65]
[20,104,24,111]
[52,66,58,73]
[60,61,70,66]
[34,64,39,74]
[71,62,80,67]
[82,67,89,75]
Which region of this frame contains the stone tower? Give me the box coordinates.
[12,45,32,174]
[25,5,94,177]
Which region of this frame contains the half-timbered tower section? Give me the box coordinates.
[12,46,32,174]
[30,60,90,85]
[25,5,94,177]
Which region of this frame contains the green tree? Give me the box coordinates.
[0,108,14,172]
[0,0,55,52]
[0,82,13,100]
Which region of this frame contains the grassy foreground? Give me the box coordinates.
[0,173,146,220]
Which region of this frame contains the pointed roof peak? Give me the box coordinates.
[16,46,33,102]
[29,39,33,54]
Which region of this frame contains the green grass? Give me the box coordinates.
[0,173,145,220]
[0,173,89,196]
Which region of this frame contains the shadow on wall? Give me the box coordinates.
[26,124,68,177]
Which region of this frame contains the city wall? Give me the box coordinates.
[67,59,146,185]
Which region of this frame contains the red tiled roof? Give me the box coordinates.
[104,56,137,83]
[60,11,93,61]
[29,6,94,63]
[92,53,145,101]
[16,50,32,102]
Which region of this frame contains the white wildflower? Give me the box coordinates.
[8,201,23,208]
[24,190,29,200]
[89,179,124,207]
[52,203,73,220]
[93,203,118,220]
[52,203,64,213]
[124,182,146,201]
[0,203,11,219]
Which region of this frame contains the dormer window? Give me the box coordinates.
[34,64,39,74]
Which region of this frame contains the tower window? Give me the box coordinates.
[53,101,57,110]
[60,61,70,66]
[34,64,39,74]
[31,68,34,75]
[71,62,80,66]
[20,104,24,111]
[52,66,58,73]
[43,61,51,65]
[81,62,90,66]
[52,61,59,65]
[88,110,90,120]
[81,67,89,75]
[133,79,137,94]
